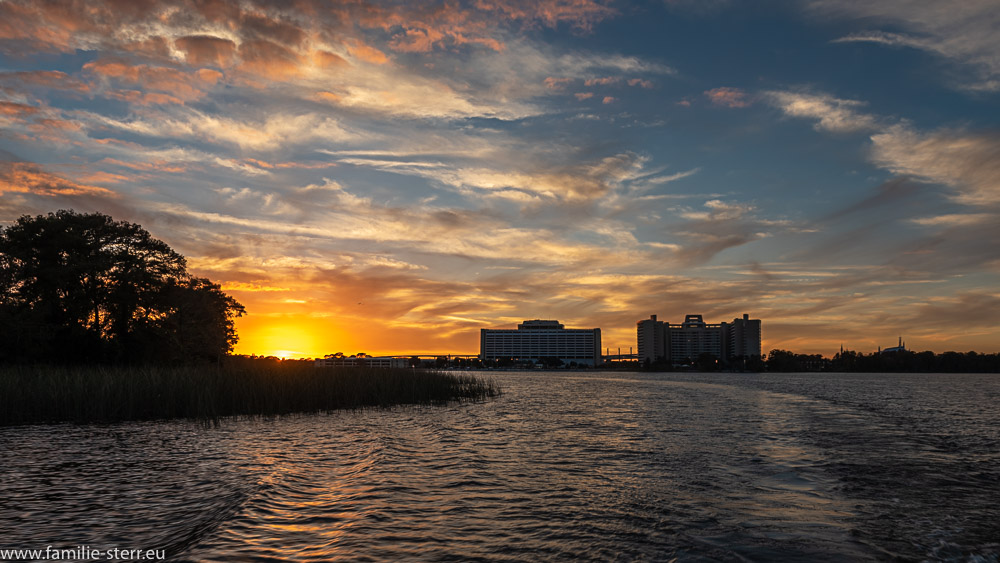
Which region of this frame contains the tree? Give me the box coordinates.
[0,210,244,364]
[766,349,799,372]
[148,277,245,363]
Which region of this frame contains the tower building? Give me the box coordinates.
[637,313,761,364]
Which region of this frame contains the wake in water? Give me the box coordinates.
[2,372,998,561]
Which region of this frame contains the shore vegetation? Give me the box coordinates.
[0,358,500,425]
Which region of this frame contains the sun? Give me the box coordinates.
[235,318,332,360]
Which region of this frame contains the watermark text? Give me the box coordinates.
[0,545,166,561]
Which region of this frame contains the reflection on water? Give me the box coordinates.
[2,372,999,561]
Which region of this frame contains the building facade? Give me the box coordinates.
[480,320,602,366]
[315,356,410,368]
[637,313,761,364]
[727,314,762,361]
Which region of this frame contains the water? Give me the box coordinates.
[2,372,999,562]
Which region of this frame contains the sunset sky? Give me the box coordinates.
[1,0,998,358]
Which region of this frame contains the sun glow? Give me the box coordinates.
[234,316,344,360]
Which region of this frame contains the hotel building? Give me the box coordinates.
[480,320,602,366]
[637,313,761,364]
[315,356,410,368]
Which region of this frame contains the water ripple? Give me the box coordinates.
[2,372,999,561]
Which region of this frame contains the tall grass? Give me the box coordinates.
[0,361,500,425]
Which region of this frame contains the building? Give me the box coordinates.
[727,314,763,361]
[315,356,410,368]
[879,337,906,354]
[637,313,761,364]
[480,320,602,366]
[636,315,666,364]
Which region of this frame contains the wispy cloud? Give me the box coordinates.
[764,90,876,132]
[871,126,1000,205]
[812,0,1000,90]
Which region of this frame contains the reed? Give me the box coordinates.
[0,360,500,425]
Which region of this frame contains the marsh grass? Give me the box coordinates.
[0,361,500,425]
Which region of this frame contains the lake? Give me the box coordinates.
[2,371,999,561]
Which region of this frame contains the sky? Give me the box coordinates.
[1,0,999,359]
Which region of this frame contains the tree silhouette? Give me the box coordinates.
[0,210,244,364]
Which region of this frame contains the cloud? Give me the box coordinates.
[909,213,994,227]
[333,151,653,204]
[174,35,237,68]
[144,179,628,272]
[93,109,357,151]
[896,292,1000,333]
[476,0,617,32]
[765,90,876,132]
[0,161,116,197]
[84,60,217,102]
[822,177,921,221]
[544,76,572,90]
[704,87,751,108]
[107,89,185,106]
[812,0,1000,90]
[0,101,40,116]
[585,76,619,86]
[2,70,90,93]
[237,39,303,80]
[870,126,1000,204]
[0,0,632,124]
[664,199,794,265]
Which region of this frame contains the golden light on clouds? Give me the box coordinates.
[2,0,999,358]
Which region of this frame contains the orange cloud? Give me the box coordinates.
[238,39,303,80]
[628,78,653,88]
[7,70,90,93]
[28,118,82,132]
[99,158,185,174]
[84,60,214,101]
[575,92,594,100]
[78,171,130,184]
[240,12,307,48]
[390,27,448,53]
[544,76,572,90]
[220,281,290,292]
[174,35,237,68]
[705,86,751,108]
[0,101,39,116]
[346,40,390,64]
[108,89,185,105]
[0,161,116,197]
[313,50,348,68]
[195,68,223,84]
[474,0,616,31]
[0,2,79,53]
[585,76,619,86]
[313,91,342,103]
[602,96,616,104]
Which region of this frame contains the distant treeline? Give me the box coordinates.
[766,349,1000,373]
[0,210,244,364]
